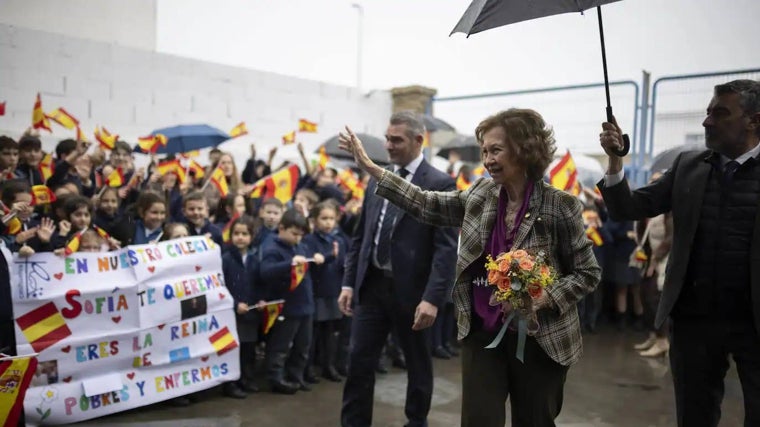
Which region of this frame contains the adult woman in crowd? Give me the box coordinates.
[338,109,600,427]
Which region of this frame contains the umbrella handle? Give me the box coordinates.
[606,106,630,157]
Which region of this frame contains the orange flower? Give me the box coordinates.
[540,265,551,277]
[488,269,502,285]
[512,249,528,259]
[497,276,511,292]
[498,258,511,273]
[519,258,535,271]
[528,283,543,298]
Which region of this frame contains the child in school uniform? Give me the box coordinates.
[93,187,124,238]
[1,179,54,254]
[221,215,265,398]
[161,222,190,241]
[214,194,248,230]
[181,191,223,245]
[50,195,93,250]
[121,192,167,246]
[302,200,346,382]
[260,209,324,394]
[253,197,284,249]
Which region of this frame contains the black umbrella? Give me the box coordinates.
[451,0,630,156]
[436,135,481,163]
[422,115,456,132]
[649,144,703,173]
[321,133,390,166]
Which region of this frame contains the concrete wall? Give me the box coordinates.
[0,0,157,51]
[0,23,391,169]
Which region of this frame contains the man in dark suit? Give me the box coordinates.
[338,111,458,427]
[598,79,760,427]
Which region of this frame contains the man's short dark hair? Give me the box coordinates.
[1,179,31,206]
[390,111,426,141]
[0,136,18,151]
[18,135,41,152]
[55,139,77,159]
[279,208,310,233]
[715,79,760,136]
[260,197,283,209]
[113,140,132,154]
[182,191,206,207]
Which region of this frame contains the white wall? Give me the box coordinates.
[0,23,392,169]
[0,0,157,51]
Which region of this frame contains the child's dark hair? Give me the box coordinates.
[97,187,120,205]
[135,191,166,217]
[230,215,258,240]
[279,208,310,233]
[161,222,189,241]
[309,199,339,219]
[215,194,244,220]
[63,195,92,219]
[18,135,41,152]
[1,179,31,207]
[0,136,18,151]
[55,139,77,159]
[113,140,132,155]
[182,191,206,207]
[296,188,319,207]
[260,197,283,210]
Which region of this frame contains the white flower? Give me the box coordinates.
[40,386,58,403]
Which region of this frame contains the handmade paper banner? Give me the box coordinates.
[10,236,240,424]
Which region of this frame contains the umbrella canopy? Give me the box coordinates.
[450,0,630,157]
[649,144,703,173]
[436,135,481,163]
[137,124,230,155]
[422,115,456,133]
[321,133,390,166]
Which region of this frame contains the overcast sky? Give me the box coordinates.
[156,0,760,152]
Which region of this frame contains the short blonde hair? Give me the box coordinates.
[475,109,557,181]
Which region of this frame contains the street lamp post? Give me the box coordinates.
[351,3,363,91]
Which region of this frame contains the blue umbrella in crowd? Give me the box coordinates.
[134,124,230,155]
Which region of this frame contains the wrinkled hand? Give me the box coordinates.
[338,126,380,176]
[338,288,353,316]
[36,217,56,243]
[313,253,325,265]
[599,117,625,157]
[412,300,438,330]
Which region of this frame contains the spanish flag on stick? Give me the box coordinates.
[137,134,167,154]
[75,126,88,143]
[249,164,300,204]
[261,302,284,335]
[95,126,118,150]
[30,185,56,206]
[64,229,84,256]
[0,354,39,427]
[229,122,248,138]
[32,93,51,132]
[221,212,241,244]
[290,262,308,291]
[282,130,296,145]
[106,168,125,187]
[47,107,79,130]
[2,206,22,235]
[298,119,318,133]
[337,168,365,200]
[456,173,471,191]
[38,152,54,182]
[549,150,581,196]
[208,167,229,197]
[318,146,329,171]
[585,226,604,246]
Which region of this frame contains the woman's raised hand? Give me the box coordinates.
[338,126,382,178]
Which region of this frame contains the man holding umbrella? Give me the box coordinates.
[598,79,760,426]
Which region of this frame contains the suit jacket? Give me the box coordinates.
[375,173,600,366]
[598,150,760,333]
[342,159,458,310]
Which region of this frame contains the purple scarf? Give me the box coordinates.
[472,182,534,331]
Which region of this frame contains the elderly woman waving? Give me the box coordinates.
[339,109,600,427]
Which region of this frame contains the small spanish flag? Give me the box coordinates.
[262,303,284,335]
[249,164,300,204]
[32,93,51,132]
[221,212,241,243]
[318,146,329,171]
[75,126,88,143]
[64,230,83,256]
[106,168,125,187]
[2,209,22,235]
[180,150,200,159]
[208,167,229,197]
[337,168,365,200]
[157,159,181,176]
[30,185,56,205]
[208,326,238,356]
[229,122,248,138]
[298,119,318,133]
[93,225,111,241]
[137,134,167,153]
[290,262,308,291]
[585,226,604,246]
[456,173,471,191]
[282,130,296,145]
[15,302,73,353]
[38,152,54,182]
[47,107,79,130]
[187,159,205,179]
[634,248,648,262]
[95,126,118,150]
[0,355,38,427]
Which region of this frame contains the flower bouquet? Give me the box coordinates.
[484,249,556,357]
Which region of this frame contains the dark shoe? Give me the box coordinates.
[443,344,459,357]
[222,383,246,399]
[433,346,451,359]
[169,396,191,407]
[239,380,259,393]
[270,380,298,394]
[323,367,343,382]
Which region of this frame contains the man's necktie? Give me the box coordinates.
[723,160,740,185]
[375,168,409,267]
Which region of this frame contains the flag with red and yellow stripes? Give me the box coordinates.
[2,207,21,235]
[75,126,88,143]
[262,303,284,335]
[0,355,38,427]
[186,159,205,179]
[137,134,167,154]
[106,168,125,187]
[15,302,72,353]
[456,173,471,191]
[38,152,54,182]
[47,107,79,130]
[95,126,118,150]
[318,146,329,171]
[249,164,300,204]
[290,262,308,291]
[585,226,604,246]
[30,185,56,206]
[208,326,238,356]
[337,168,365,200]
[208,167,229,197]
[229,122,248,138]
[549,150,581,196]
[298,119,318,133]
[282,131,296,145]
[221,212,241,244]
[32,93,51,132]
[64,230,84,256]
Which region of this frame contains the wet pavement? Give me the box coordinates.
[82,326,744,427]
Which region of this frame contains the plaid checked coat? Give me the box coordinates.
[376,171,601,366]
